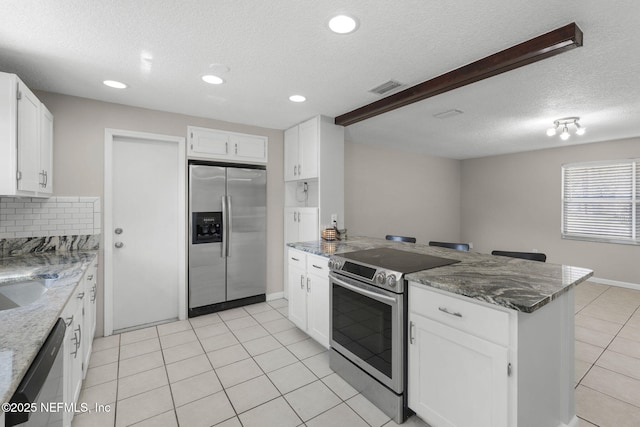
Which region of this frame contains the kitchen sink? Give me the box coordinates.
[0,276,57,311]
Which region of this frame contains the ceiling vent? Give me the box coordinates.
[369,80,403,96]
[433,109,464,119]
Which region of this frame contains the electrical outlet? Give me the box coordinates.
[331,214,338,224]
[468,242,473,249]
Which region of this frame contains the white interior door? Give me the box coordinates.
[104,130,185,334]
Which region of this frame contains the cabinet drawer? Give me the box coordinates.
[306,254,328,275]
[409,283,510,346]
[288,248,306,267]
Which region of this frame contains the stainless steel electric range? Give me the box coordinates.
[328,247,459,424]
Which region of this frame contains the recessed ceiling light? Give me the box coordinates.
[328,14,359,34]
[202,74,224,85]
[289,95,306,103]
[103,80,127,89]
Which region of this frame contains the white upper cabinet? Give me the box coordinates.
[188,126,268,164]
[0,72,54,197]
[39,104,54,195]
[284,117,319,181]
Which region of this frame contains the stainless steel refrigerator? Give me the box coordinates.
[188,163,267,316]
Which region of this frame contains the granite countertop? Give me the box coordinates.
[287,236,593,313]
[0,251,98,406]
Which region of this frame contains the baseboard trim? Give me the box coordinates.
[266,291,284,301]
[590,277,640,291]
[561,415,579,427]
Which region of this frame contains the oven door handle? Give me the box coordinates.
[330,274,397,304]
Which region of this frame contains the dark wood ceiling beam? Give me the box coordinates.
[335,22,583,127]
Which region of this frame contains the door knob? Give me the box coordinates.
[115,228,123,234]
[115,242,124,248]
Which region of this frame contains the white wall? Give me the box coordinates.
[344,142,461,245]
[35,91,284,337]
[461,137,640,284]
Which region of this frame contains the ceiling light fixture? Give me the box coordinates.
[328,14,359,34]
[546,117,585,140]
[202,74,224,85]
[103,80,127,89]
[289,95,306,103]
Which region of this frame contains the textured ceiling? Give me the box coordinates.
[1,0,639,159]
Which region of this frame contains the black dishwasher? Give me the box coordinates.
[7,318,66,427]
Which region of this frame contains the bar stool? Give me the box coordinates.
[429,241,470,251]
[385,235,416,243]
[491,250,546,262]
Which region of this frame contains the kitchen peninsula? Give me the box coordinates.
[287,236,593,427]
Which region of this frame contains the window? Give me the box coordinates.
[562,159,639,244]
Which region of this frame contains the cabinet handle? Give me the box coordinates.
[88,275,94,281]
[235,143,238,155]
[65,316,74,327]
[409,321,415,344]
[291,257,300,261]
[307,277,310,293]
[298,163,302,175]
[507,363,512,377]
[438,306,463,318]
[44,170,48,187]
[225,142,228,153]
[312,264,322,269]
[294,165,297,176]
[300,274,304,289]
[77,292,85,300]
[294,211,297,222]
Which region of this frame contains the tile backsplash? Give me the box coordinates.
[0,196,101,239]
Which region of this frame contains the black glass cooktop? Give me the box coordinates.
[339,248,459,273]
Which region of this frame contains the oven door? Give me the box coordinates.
[329,272,404,393]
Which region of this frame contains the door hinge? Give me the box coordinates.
[507,362,512,376]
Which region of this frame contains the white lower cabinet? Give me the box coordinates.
[82,262,98,378]
[408,282,512,427]
[287,248,330,348]
[408,282,577,427]
[62,262,97,426]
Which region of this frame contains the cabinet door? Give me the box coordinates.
[39,103,53,194]
[82,266,98,378]
[16,81,40,193]
[298,117,318,179]
[284,207,300,243]
[284,126,299,181]
[306,257,329,348]
[69,300,85,406]
[231,134,267,162]
[189,128,230,157]
[288,254,307,330]
[298,208,318,242]
[408,312,509,427]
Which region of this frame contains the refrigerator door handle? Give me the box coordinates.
[226,195,232,257]
[221,195,228,258]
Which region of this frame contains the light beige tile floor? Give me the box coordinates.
[72,299,423,427]
[574,281,640,427]
[72,281,640,427]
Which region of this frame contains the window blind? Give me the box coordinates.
[562,159,639,244]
